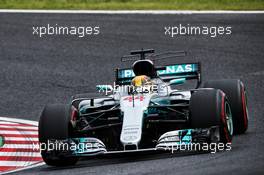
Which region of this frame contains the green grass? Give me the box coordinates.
[0,136,4,148]
[0,0,263,10]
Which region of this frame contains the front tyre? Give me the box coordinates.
[190,89,233,144]
[203,79,248,134]
[39,104,79,166]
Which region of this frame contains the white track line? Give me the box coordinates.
[0,117,38,126]
[0,122,21,125]
[0,152,40,157]
[4,137,38,141]
[0,9,263,14]
[2,144,38,149]
[0,131,38,135]
[0,161,40,167]
[0,126,37,130]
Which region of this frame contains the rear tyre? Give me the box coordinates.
[203,79,248,134]
[39,104,79,166]
[190,89,233,144]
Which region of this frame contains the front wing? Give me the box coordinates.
[43,127,219,158]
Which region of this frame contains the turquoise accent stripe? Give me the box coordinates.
[181,129,192,144]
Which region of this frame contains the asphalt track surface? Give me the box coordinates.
[0,13,263,175]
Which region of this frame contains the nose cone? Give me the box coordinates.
[120,107,144,148]
[120,125,142,146]
[120,95,151,149]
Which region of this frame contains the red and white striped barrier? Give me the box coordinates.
[0,117,44,174]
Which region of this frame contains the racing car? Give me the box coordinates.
[38,49,248,166]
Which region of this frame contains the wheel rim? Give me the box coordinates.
[244,90,249,120]
[225,102,233,136]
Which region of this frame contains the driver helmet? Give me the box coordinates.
[131,75,152,87]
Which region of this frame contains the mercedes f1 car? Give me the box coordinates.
[38,49,248,166]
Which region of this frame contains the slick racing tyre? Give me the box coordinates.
[203,79,248,134]
[190,89,233,144]
[39,104,79,166]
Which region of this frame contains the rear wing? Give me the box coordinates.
[115,62,201,88]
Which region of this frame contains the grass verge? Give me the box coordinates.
[0,0,263,10]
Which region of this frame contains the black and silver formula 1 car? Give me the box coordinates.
[38,49,248,166]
